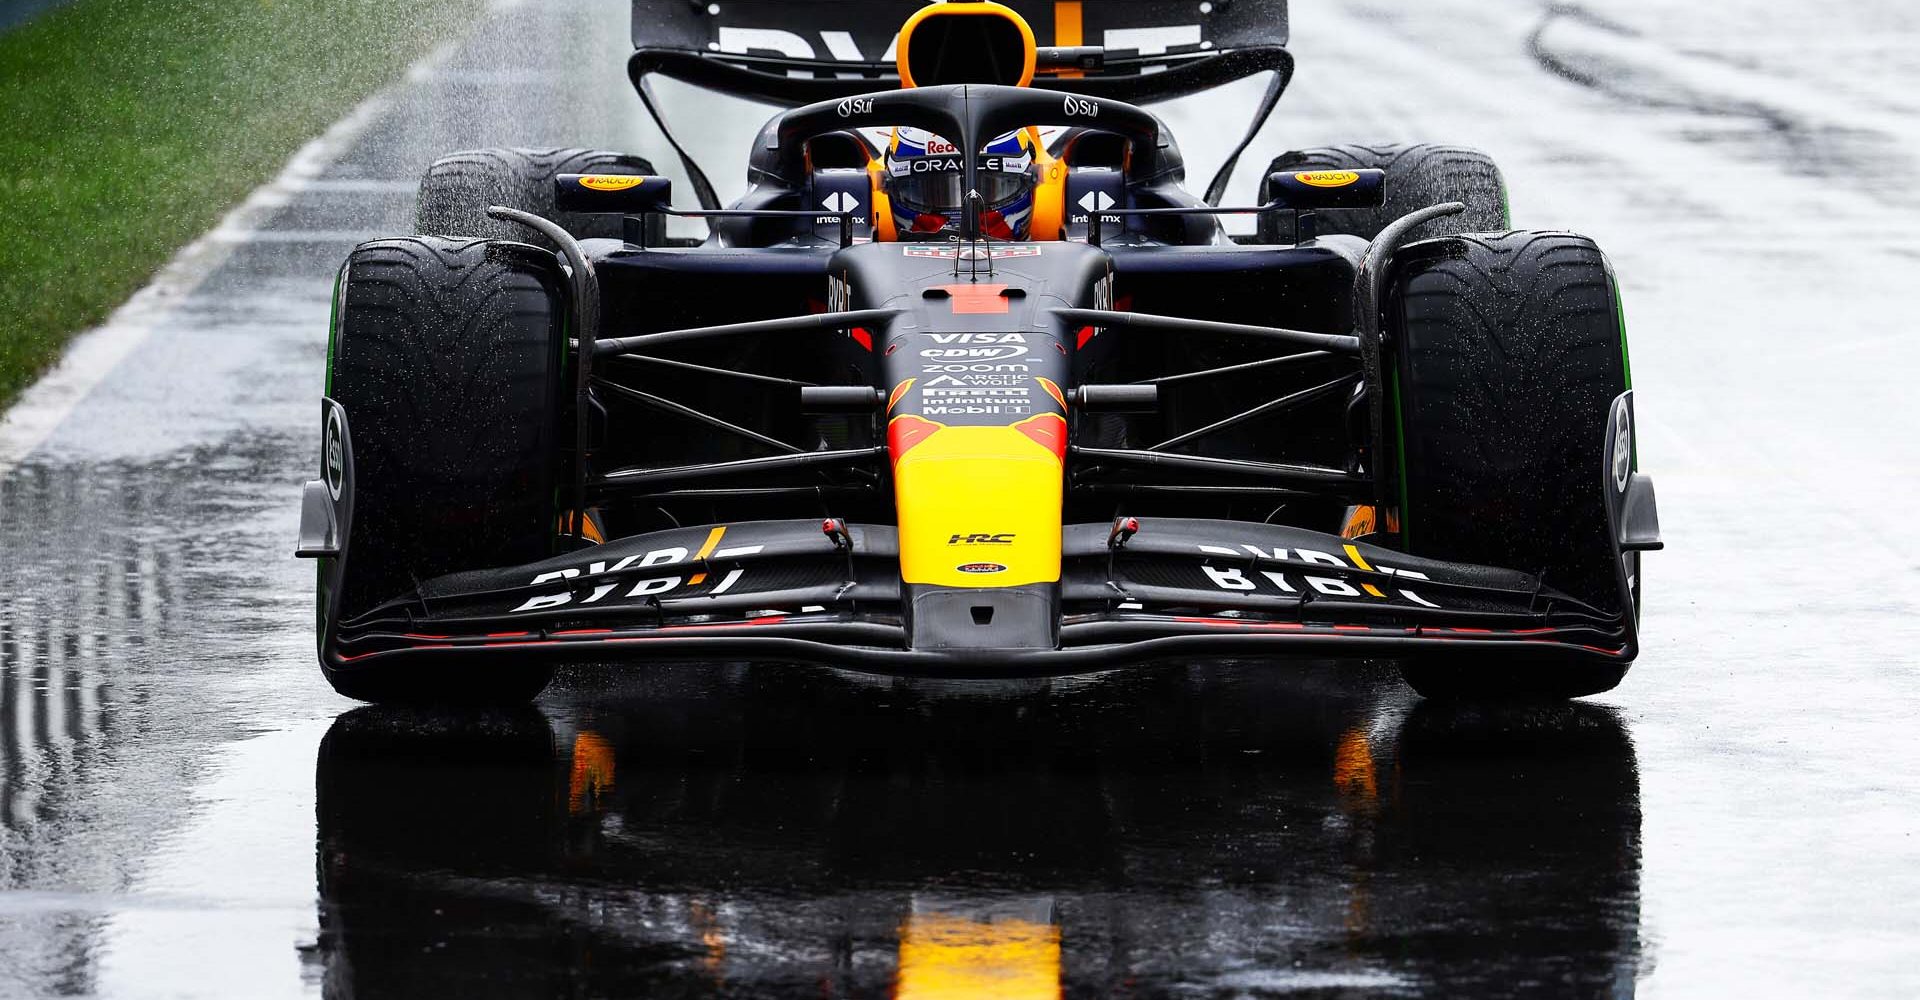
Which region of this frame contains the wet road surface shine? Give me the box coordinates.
[3,0,1919,996]
[314,669,1639,997]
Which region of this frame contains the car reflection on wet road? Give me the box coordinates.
[315,666,1639,997]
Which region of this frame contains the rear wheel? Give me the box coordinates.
[1388,231,1633,700]
[416,146,660,247]
[1259,143,1508,245]
[322,236,568,705]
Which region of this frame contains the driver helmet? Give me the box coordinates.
[883,127,1036,240]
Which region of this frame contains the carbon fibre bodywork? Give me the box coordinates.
[302,2,1659,688]
[305,389,1650,678]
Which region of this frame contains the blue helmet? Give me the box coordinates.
[883,127,1036,240]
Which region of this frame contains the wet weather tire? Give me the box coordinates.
[1258,143,1508,245]
[1388,231,1632,701]
[323,236,567,705]
[415,147,660,247]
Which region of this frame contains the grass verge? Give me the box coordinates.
[0,0,485,409]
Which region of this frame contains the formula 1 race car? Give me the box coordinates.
[297,0,1661,705]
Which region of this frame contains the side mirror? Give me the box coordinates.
[553,174,673,214]
[1265,168,1387,210]
[1036,45,1103,74]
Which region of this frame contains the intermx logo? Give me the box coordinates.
[817,188,864,225]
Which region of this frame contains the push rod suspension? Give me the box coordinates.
[593,378,801,455]
[594,309,897,356]
[1149,373,1360,451]
[596,447,887,490]
[1071,446,1366,494]
[604,353,816,388]
[1053,308,1359,354]
[1138,350,1338,386]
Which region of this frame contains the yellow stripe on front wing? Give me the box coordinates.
[687,525,726,584]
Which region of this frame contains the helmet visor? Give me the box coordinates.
[889,167,1031,217]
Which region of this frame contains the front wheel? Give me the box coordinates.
[320,235,569,705]
[1388,230,1635,701]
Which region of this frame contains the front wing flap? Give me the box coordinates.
[311,392,1649,678]
[325,515,1631,678]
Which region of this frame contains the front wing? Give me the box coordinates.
[304,394,1653,679]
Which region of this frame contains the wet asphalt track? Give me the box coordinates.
[3,0,1919,996]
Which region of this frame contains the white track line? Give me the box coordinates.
[0,41,457,476]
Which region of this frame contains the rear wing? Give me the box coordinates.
[630,1,1293,209]
[629,0,1289,105]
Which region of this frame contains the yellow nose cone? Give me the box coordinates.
[892,417,1065,587]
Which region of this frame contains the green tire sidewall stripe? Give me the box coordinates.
[319,260,350,628]
[325,260,348,396]
[1611,271,1632,388]
[1610,269,1635,475]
